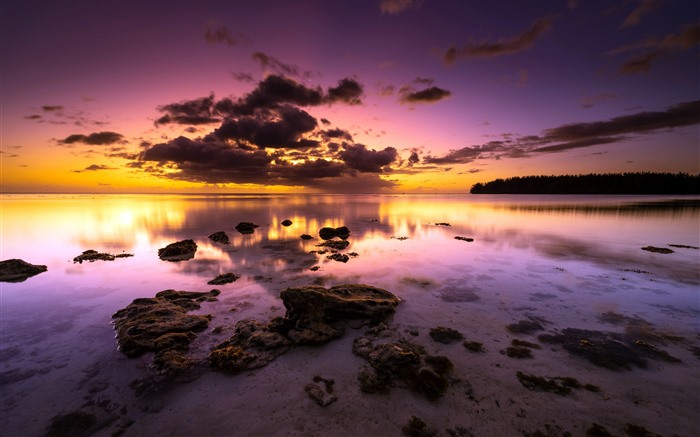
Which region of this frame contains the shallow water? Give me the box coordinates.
[1,194,699,436]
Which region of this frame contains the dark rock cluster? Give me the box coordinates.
[235,222,259,234]
[318,226,350,240]
[0,258,47,282]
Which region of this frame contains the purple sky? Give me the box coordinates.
[1,0,698,193]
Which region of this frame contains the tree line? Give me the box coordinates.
[470,173,700,194]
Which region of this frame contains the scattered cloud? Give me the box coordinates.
[58,131,125,145]
[425,99,700,164]
[156,94,219,126]
[340,144,398,172]
[380,0,420,15]
[74,164,116,172]
[581,92,620,109]
[326,78,364,105]
[231,72,255,83]
[621,0,661,28]
[205,26,240,46]
[42,105,64,112]
[399,86,451,104]
[252,52,317,80]
[610,23,700,74]
[442,15,555,64]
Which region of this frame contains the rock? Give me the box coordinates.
[429,327,464,344]
[207,273,240,285]
[463,341,485,353]
[281,219,293,227]
[158,239,197,261]
[304,376,337,406]
[319,226,350,240]
[454,236,474,242]
[112,289,218,375]
[668,244,699,249]
[507,319,545,334]
[0,259,47,282]
[505,346,532,358]
[516,371,598,396]
[46,411,97,437]
[402,416,438,437]
[538,327,681,370]
[235,222,259,234]
[641,246,674,254]
[300,234,314,240]
[208,231,229,244]
[327,253,349,263]
[434,222,451,226]
[353,337,453,401]
[210,284,400,374]
[72,250,134,263]
[317,239,350,250]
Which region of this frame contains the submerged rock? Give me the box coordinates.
[507,319,545,334]
[319,226,350,240]
[300,234,314,240]
[281,219,293,227]
[516,371,598,396]
[304,375,337,407]
[235,222,259,234]
[72,250,133,263]
[353,337,453,401]
[207,273,240,285]
[210,284,400,374]
[327,253,350,263]
[402,416,438,437]
[158,239,197,261]
[0,259,47,282]
[208,231,229,244]
[317,239,350,250]
[112,289,219,375]
[429,327,464,344]
[538,327,681,370]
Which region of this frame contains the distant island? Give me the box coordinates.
[470,172,700,194]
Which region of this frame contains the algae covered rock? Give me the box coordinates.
[112,289,218,375]
[210,284,401,374]
[207,273,240,285]
[0,259,47,282]
[208,231,229,244]
[72,250,133,263]
[158,239,197,261]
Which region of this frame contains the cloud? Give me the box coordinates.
[74,164,115,172]
[340,144,398,172]
[58,131,124,145]
[25,115,42,120]
[621,0,660,28]
[399,86,451,104]
[380,0,419,15]
[443,15,555,64]
[425,99,700,164]
[581,93,621,109]
[322,128,353,141]
[252,52,317,80]
[42,105,64,112]
[205,26,240,46]
[155,94,219,126]
[610,23,700,74]
[326,78,364,105]
[231,72,255,83]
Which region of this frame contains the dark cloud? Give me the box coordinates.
[252,52,317,80]
[231,72,255,83]
[320,118,331,126]
[399,86,451,104]
[326,78,363,105]
[42,105,64,112]
[621,0,660,28]
[377,83,395,96]
[212,104,317,149]
[74,164,115,172]
[205,26,240,46]
[155,94,219,126]
[322,128,353,141]
[408,151,420,165]
[58,131,124,145]
[425,100,700,164]
[581,93,620,109]
[610,23,700,74]
[25,115,42,120]
[340,144,398,172]
[443,16,555,64]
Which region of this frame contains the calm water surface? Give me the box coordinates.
[1,194,699,435]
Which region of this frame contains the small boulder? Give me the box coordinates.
[158,239,197,261]
[235,222,259,234]
[208,231,229,244]
[0,259,47,282]
[281,220,293,227]
[208,273,240,285]
[319,226,350,240]
[429,327,464,344]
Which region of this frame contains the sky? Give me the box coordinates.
[1,0,698,193]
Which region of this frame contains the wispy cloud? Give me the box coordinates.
[425,99,700,164]
[581,92,620,109]
[621,0,661,28]
[74,164,116,173]
[58,131,125,146]
[442,15,555,64]
[379,0,420,15]
[205,26,241,46]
